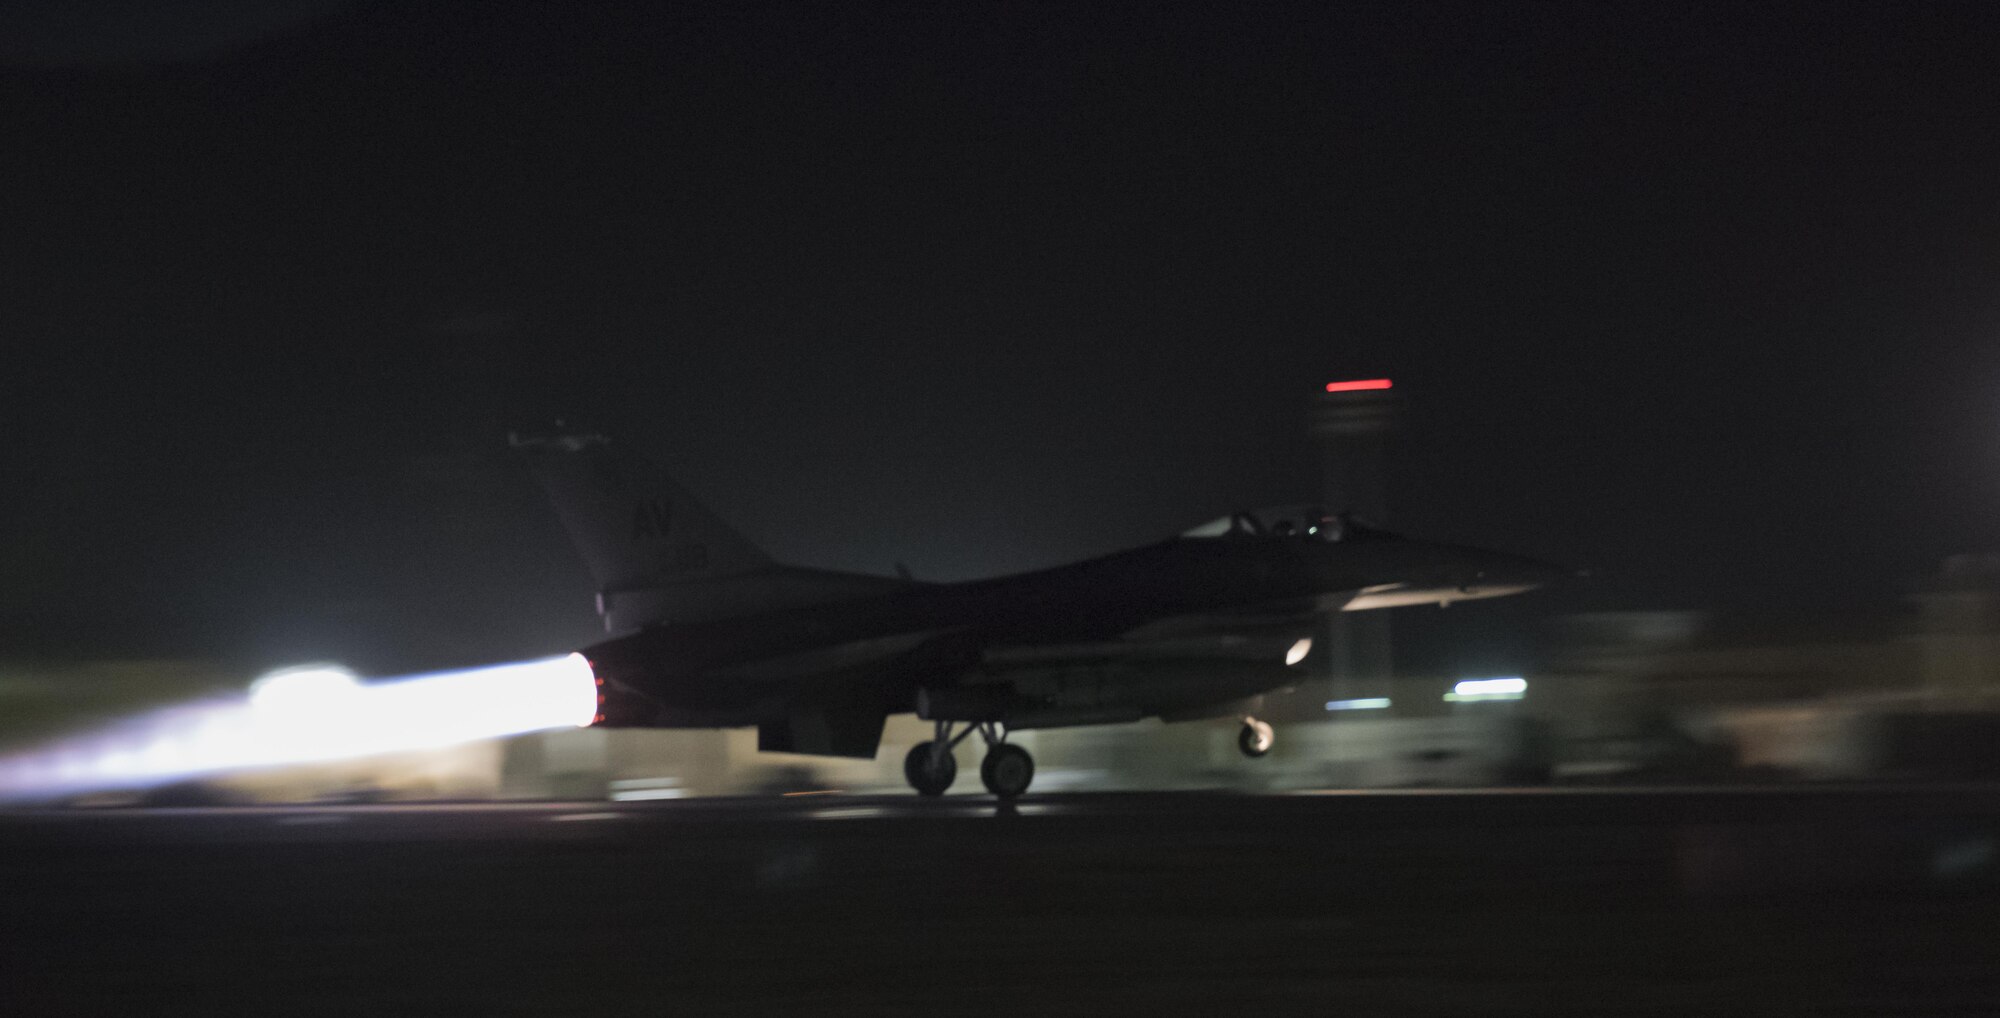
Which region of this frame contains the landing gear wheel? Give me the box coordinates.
[1238,719,1275,758]
[904,741,956,796]
[980,743,1034,799]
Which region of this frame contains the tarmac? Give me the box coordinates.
[5,787,2000,1015]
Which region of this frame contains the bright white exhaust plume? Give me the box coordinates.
[0,654,599,802]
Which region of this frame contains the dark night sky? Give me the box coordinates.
[3,1,1997,677]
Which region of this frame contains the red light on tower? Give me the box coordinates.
[1324,378,1393,393]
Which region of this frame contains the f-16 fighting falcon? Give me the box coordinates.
[515,430,1561,798]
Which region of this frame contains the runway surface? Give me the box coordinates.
[6,787,2000,1015]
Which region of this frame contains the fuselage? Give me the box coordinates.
[583,526,1561,725]
[520,433,1564,769]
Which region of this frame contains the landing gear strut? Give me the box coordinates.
[905,721,1034,799]
[1238,717,1275,758]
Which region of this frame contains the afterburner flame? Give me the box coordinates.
[0,653,600,802]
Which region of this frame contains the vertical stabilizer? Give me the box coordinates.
[512,431,772,594]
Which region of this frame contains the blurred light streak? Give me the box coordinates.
[1324,378,1393,392]
[1324,697,1392,711]
[0,654,598,802]
[1445,676,1528,702]
[608,777,686,801]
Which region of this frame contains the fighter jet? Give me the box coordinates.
[515,430,1560,798]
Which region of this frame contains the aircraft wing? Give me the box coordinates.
[977,633,1311,670]
[1111,598,1331,641]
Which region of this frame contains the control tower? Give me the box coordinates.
[1266,378,1400,721]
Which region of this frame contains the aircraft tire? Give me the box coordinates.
[904,742,956,796]
[979,744,1034,799]
[1238,720,1275,758]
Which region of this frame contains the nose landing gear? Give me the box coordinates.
[905,720,1035,799]
[1238,717,1275,758]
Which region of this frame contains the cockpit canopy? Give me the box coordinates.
[1180,504,1381,542]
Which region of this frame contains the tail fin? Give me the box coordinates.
[512,429,772,594]
[517,428,915,632]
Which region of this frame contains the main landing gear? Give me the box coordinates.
[1238,717,1275,758]
[904,721,1035,799]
